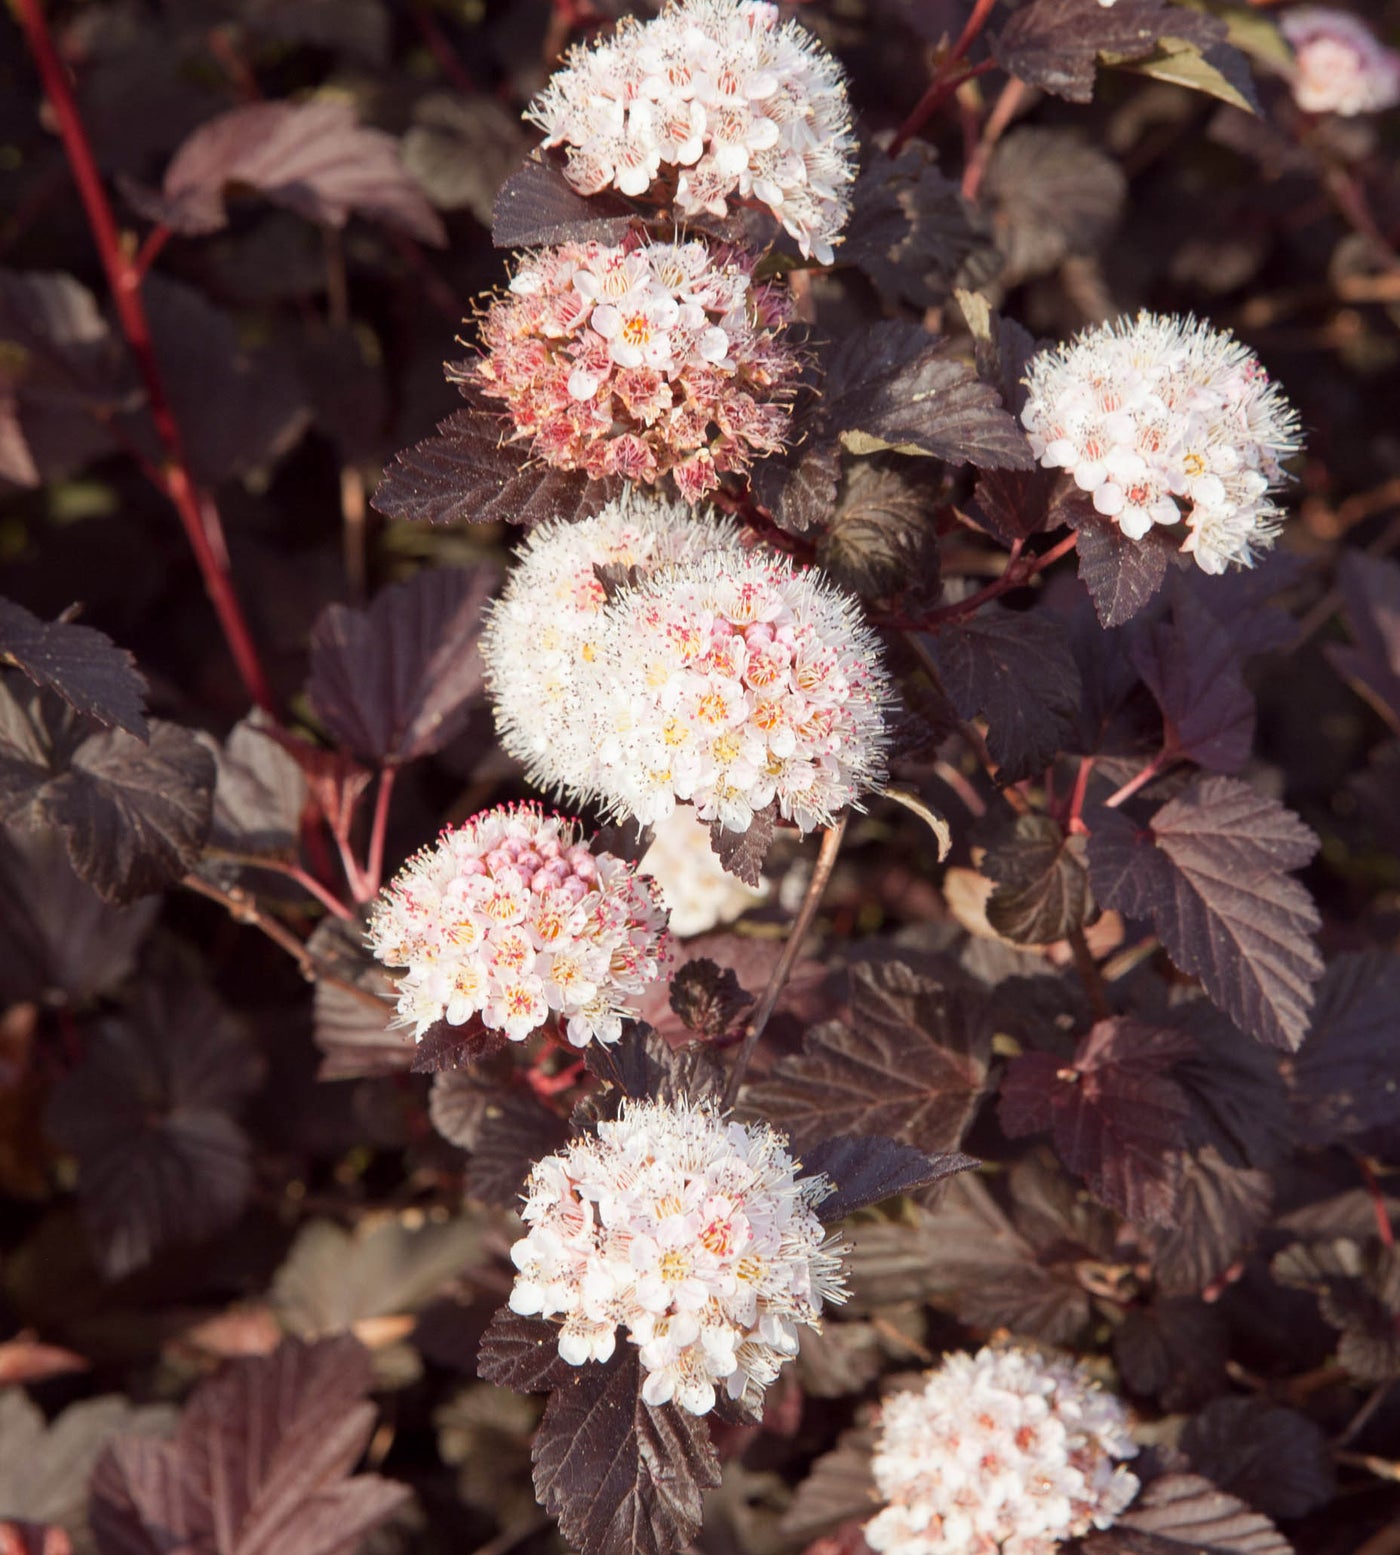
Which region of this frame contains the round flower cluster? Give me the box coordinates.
[1021,312,1303,574]
[527,0,857,264]
[368,804,671,1047]
[641,806,769,935]
[480,491,743,795]
[582,551,895,835]
[1279,7,1400,116]
[465,238,800,501]
[508,1097,846,1415]
[866,1346,1140,1555]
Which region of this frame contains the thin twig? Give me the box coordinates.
[962,76,1028,202]
[240,857,356,921]
[721,816,847,1109]
[889,59,996,157]
[365,767,398,899]
[1103,751,1169,809]
[1066,925,1110,1021]
[1337,1381,1395,1448]
[901,531,1079,632]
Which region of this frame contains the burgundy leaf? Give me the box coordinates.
[1072,505,1178,627]
[751,440,842,536]
[429,1071,570,1205]
[1144,1146,1273,1296]
[207,715,307,860]
[371,409,625,528]
[709,803,776,887]
[983,128,1126,283]
[90,1336,410,1555]
[1113,1297,1229,1412]
[668,957,754,1039]
[477,1309,579,1395]
[306,564,498,765]
[491,155,637,248]
[999,1018,1194,1223]
[46,977,263,1278]
[132,99,445,243]
[1082,1472,1291,1555]
[531,1346,721,1555]
[411,1018,509,1073]
[1271,1238,1400,1384]
[1182,1398,1334,1521]
[744,960,989,1156]
[1087,777,1322,1051]
[816,462,939,599]
[921,606,1082,781]
[799,1135,977,1220]
[781,1429,877,1543]
[1291,951,1400,1147]
[0,598,147,738]
[307,918,410,1081]
[984,814,1091,944]
[585,1024,728,1108]
[1326,550,1400,733]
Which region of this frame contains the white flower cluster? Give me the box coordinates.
[1021,312,1303,574]
[480,491,743,794]
[1280,7,1400,116]
[867,1346,1140,1555]
[509,1097,846,1415]
[527,0,857,263]
[368,804,670,1046]
[641,806,769,935]
[584,551,895,834]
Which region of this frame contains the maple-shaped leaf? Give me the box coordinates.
[971,467,1074,546]
[126,99,445,243]
[477,1309,579,1395]
[744,959,989,1156]
[796,1323,884,1398]
[492,154,637,248]
[1087,777,1322,1051]
[585,1024,728,1109]
[306,564,497,766]
[921,606,1082,782]
[531,1346,721,1555]
[89,1335,410,1555]
[0,599,148,739]
[1292,952,1400,1147]
[992,0,1225,104]
[1072,505,1179,627]
[1133,589,1255,772]
[800,1135,976,1220]
[821,320,1033,470]
[207,715,307,860]
[1000,1018,1194,1223]
[780,1429,877,1543]
[370,409,625,528]
[1326,551,1400,733]
[984,814,1091,944]
[1113,1297,1229,1412]
[1182,1398,1334,1521]
[1082,1472,1291,1555]
[1271,1238,1400,1384]
[668,957,754,1039]
[46,976,263,1279]
[429,1071,570,1204]
[0,682,214,904]
[709,803,776,887]
[1143,1146,1273,1296]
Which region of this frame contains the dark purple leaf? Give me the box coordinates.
[822,321,1034,471]
[1175,551,1305,660]
[1072,505,1178,627]
[429,1072,570,1205]
[0,682,215,905]
[90,1336,409,1555]
[1271,1238,1400,1384]
[709,803,776,888]
[307,917,410,1080]
[1087,777,1322,1051]
[531,1346,721,1555]
[921,605,1082,781]
[1326,551,1400,732]
[491,156,636,248]
[1000,1018,1194,1223]
[1133,589,1255,771]
[411,1018,510,1073]
[1114,1297,1229,1411]
[1182,1398,1334,1520]
[668,958,754,1039]
[477,1309,578,1395]
[780,1429,877,1542]
[585,1025,728,1108]
[795,1324,884,1398]
[984,814,1091,944]
[207,714,307,860]
[1172,1008,1292,1170]
[130,99,445,243]
[371,409,625,528]
[744,959,989,1156]
[0,599,147,739]
[46,977,263,1278]
[239,0,390,64]
[306,564,497,765]
[1144,1146,1273,1296]
[983,128,1126,282]
[971,467,1062,545]
[817,462,939,599]
[799,1135,977,1220]
[751,441,842,536]
[1292,952,1400,1147]
[992,0,1226,104]
[1083,1472,1291,1555]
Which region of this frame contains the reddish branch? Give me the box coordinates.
[14,0,277,716]
[895,529,1079,632]
[889,0,1001,156]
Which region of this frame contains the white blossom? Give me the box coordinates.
[480,491,744,796]
[1280,7,1400,116]
[867,1346,1140,1555]
[368,804,671,1047]
[641,806,769,935]
[1021,312,1303,573]
[509,1097,847,1415]
[578,551,896,835]
[526,0,857,264]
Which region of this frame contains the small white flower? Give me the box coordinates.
[368,803,671,1046]
[527,0,857,263]
[1280,7,1400,115]
[509,1097,847,1415]
[1021,312,1302,572]
[867,1346,1140,1555]
[640,805,769,936]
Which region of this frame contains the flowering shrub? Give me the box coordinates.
[1021,312,1302,573]
[867,1347,1140,1555]
[1280,7,1400,116]
[463,238,800,499]
[508,1097,846,1414]
[369,804,671,1045]
[526,0,857,263]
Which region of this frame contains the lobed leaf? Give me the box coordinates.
[477,1309,579,1395]
[780,1429,877,1543]
[1072,506,1178,627]
[1291,951,1400,1147]
[1271,1238,1400,1384]
[429,1071,570,1204]
[1144,1146,1273,1296]
[984,814,1091,944]
[1182,1398,1334,1521]
[0,598,147,739]
[709,803,776,887]
[1083,1472,1291,1555]
[983,128,1126,283]
[668,957,754,1039]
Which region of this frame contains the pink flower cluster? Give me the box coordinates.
[368,804,671,1046]
[1280,7,1400,116]
[464,238,799,501]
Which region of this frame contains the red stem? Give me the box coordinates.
[254,858,356,921]
[889,59,996,157]
[1103,750,1169,809]
[949,0,1002,66]
[365,767,397,898]
[14,0,277,717]
[1065,754,1095,835]
[1353,1151,1395,1250]
[908,530,1078,631]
